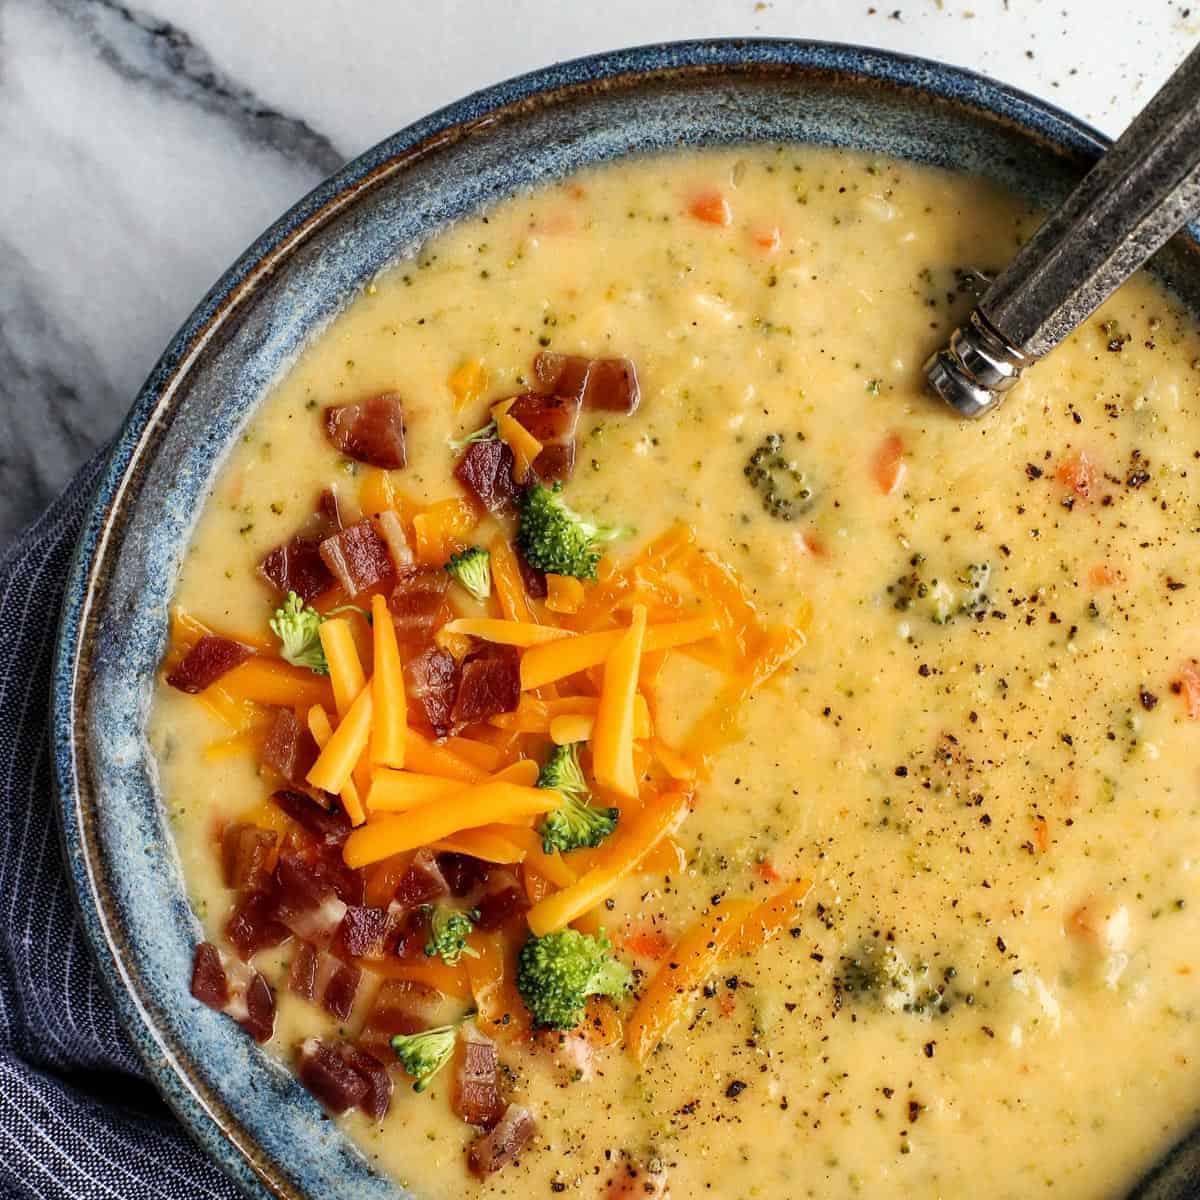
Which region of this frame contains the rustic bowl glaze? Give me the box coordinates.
[51,40,1200,1200]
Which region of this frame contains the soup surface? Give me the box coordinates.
[151,146,1200,1200]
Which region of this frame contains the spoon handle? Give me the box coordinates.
[927,41,1200,418]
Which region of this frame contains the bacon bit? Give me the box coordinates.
[475,884,529,932]
[318,487,348,531]
[619,926,672,961]
[514,547,548,599]
[437,852,490,898]
[1032,816,1050,853]
[296,1038,374,1116]
[451,645,521,727]
[793,530,828,559]
[259,534,336,603]
[289,942,362,1020]
[190,942,276,1042]
[388,565,449,644]
[872,432,906,495]
[607,1164,670,1199]
[319,518,395,598]
[454,1023,505,1128]
[532,353,640,415]
[407,646,460,736]
[1174,661,1200,719]
[221,824,277,894]
[1089,563,1118,588]
[165,635,252,694]
[336,905,397,959]
[393,848,451,909]
[270,788,351,845]
[344,1043,392,1121]
[466,1103,536,1176]
[273,853,349,949]
[358,979,442,1056]
[1056,450,1098,500]
[455,438,519,513]
[688,190,731,226]
[324,394,407,469]
[260,708,320,788]
[506,393,582,481]
[224,890,290,960]
[751,225,781,254]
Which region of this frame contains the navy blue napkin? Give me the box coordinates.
[0,455,242,1200]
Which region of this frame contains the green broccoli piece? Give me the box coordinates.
[839,943,948,1016]
[536,743,618,853]
[448,419,497,453]
[268,592,328,674]
[424,904,480,965]
[516,482,632,580]
[517,928,632,1030]
[390,1021,461,1092]
[444,546,492,602]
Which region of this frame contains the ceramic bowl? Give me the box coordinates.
[51,39,1200,1200]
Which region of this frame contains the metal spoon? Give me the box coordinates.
[926,41,1200,418]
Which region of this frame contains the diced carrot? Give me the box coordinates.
[404,729,490,783]
[755,858,782,883]
[688,190,731,226]
[413,497,478,565]
[1032,816,1051,853]
[593,605,646,798]
[618,925,673,961]
[545,573,586,615]
[520,616,719,690]
[319,618,366,719]
[307,686,373,799]
[751,225,781,254]
[342,781,560,869]
[442,618,573,647]
[432,827,527,864]
[725,879,813,957]
[216,657,335,713]
[1056,450,1098,500]
[448,359,488,412]
[490,536,536,624]
[525,789,691,935]
[624,899,757,1063]
[307,704,366,826]
[1175,661,1200,719]
[468,933,530,1040]
[1089,563,1118,588]
[369,594,406,768]
[872,432,906,496]
[493,398,544,484]
[370,957,473,1001]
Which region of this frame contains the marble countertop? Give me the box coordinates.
[2,0,1195,548]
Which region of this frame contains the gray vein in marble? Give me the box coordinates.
[59,0,345,175]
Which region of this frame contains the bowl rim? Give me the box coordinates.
[51,36,1148,1200]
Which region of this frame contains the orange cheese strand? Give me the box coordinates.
[592,604,647,798]
[725,879,814,958]
[520,616,719,690]
[431,827,527,864]
[306,684,373,797]
[545,574,586,614]
[625,898,757,1063]
[412,497,477,565]
[525,788,691,935]
[404,730,490,783]
[306,704,366,826]
[448,359,488,412]
[217,657,335,713]
[342,781,560,869]
[489,536,535,623]
[368,769,464,812]
[441,618,573,647]
[369,594,406,768]
[319,618,366,719]
[493,398,544,483]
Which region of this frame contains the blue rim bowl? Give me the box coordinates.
[51,38,1200,1200]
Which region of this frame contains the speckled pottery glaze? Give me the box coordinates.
[51,39,1200,1200]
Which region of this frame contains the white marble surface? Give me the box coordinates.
[1,0,1195,547]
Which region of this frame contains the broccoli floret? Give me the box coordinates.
[743,433,816,522]
[838,944,948,1016]
[448,419,497,453]
[268,592,328,674]
[424,904,480,965]
[390,1022,461,1092]
[517,929,632,1029]
[516,482,632,580]
[536,743,618,853]
[444,546,492,602]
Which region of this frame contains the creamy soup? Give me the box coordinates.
[151,146,1200,1200]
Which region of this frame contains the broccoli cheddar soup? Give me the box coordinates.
[151,145,1200,1200]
